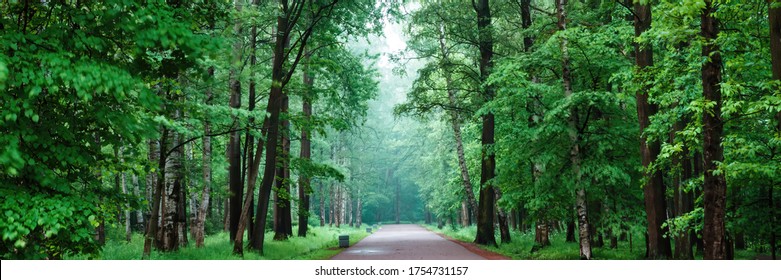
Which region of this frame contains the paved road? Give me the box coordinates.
[330,224,486,260]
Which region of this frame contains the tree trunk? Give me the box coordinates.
[566,216,576,242]
[386,168,399,224]
[438,21,478,223]
[133,174,144,232]
[143,128,168,259]
[535,221,551,247]
[232,118,267,254]
[701,0,727,260]
[223,197,230,232]
[145,139,158,227]
[674,141,694,259]
[227,0,244,243]
[233,8,268,253]
[274,94,293,240]
[356,189,362,228]
[251,0,289,253]
[336,183,343,227]
[348,192,354,227]
[557,0,591,259]
[473,0,497,247]
[329,181,334,227]
[298,52,313,237]
[461,201,470,227]
[119,147,131,242]
[319,181,326,226]
[495,188,511,243]
[634,1,672,260]
[194,66,215,248]
[161,115,183,251]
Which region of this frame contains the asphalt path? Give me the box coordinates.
[330,224,486,260]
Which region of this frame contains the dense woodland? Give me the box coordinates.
[1,0,779,260]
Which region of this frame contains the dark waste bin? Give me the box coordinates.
[366,227,372,233]
[339,235,349,248]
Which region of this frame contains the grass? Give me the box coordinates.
[65,225,371,260]
[426,224,760,260]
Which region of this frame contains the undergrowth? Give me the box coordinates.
[426,224,759,260]
[65,225,370,260]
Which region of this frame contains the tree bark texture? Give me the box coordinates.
[274,94,293,240]
[133,174,145,232]
[473,0,498,247]
[319,181,326,226]
[232,118,267,254]
[438,21,478,224]
[119,147,131,242]
[535,221,551,246]
[251,0,290,253]
[228,0,244,243]
[143,128,168,259]
[634,2,672,259]
[557,0,591,259]
[495,188,512,243]
[298,50,313,237]
[701,0,728,260]
[194,66,214,248]
[160,110,183,251]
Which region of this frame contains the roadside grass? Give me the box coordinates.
[65,225,370,260]
[425,224,759,260]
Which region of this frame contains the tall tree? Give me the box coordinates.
[233,0,268,254]
[472,0,498,247]
[227,0,244,243]
[556,0,591,259]
[160,108,184,251]
[274,94,294,240]
[252,0,339,253]
[634,1,672,259]
[193,68,214,248]
[438,21,478,226]
[700,0,727,260]
[298,50,314,237]
[143,128,168,258]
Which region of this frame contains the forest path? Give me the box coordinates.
[330,224,489,260]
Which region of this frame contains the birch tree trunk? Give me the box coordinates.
[557,0,591,259]
[133,174,144,232]
[120,147,131,242]
[194,66,215,248]
[143,128,168,259]
[437,21,478,224]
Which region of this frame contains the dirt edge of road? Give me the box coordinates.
[429,230,511,260]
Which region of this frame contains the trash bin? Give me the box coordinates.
[338,235,349,248]
[366,227,372,233]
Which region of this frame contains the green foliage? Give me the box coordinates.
[65,226,369,260]
[2,0,779,260]
[0,0,221,258]
[0,189,99,259]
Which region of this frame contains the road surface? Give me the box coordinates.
[331,224,488,260]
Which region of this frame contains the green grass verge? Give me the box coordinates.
[65,225,371,260]
[425,224,760,260]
